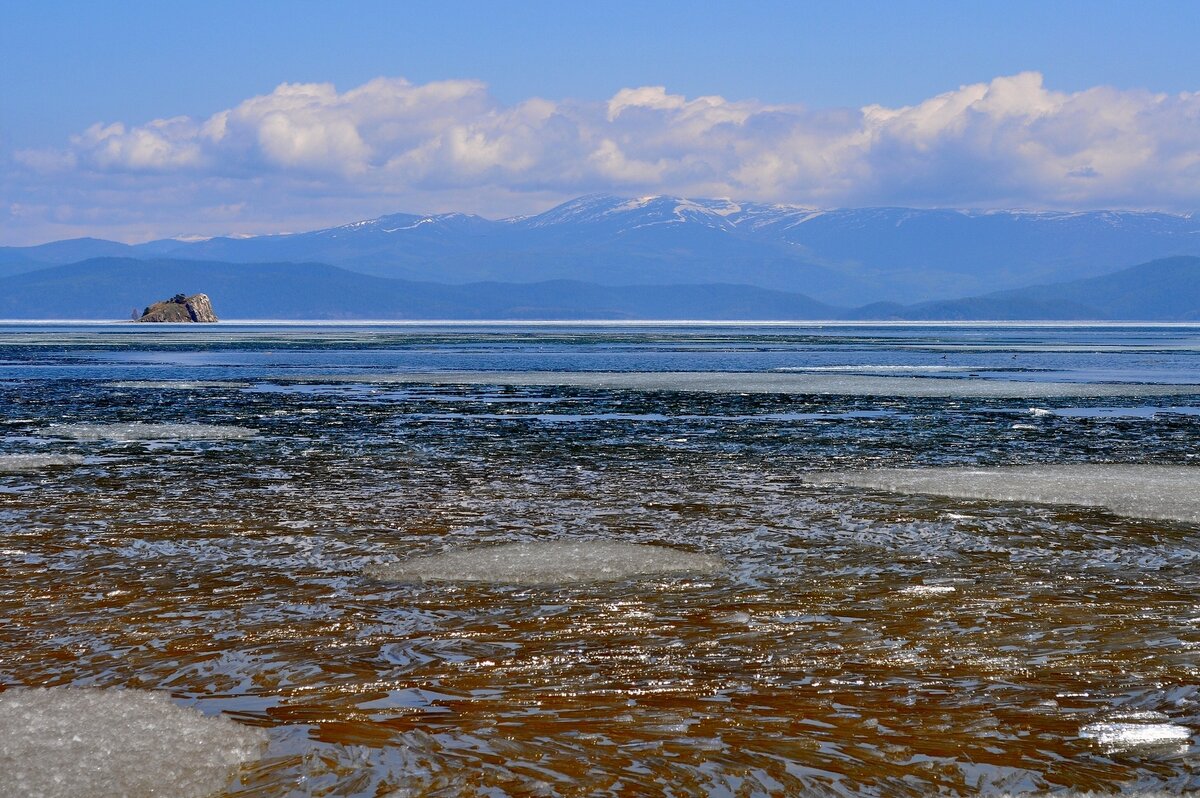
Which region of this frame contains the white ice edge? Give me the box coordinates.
[0,687,267,798]
[103,381,250,390]
[808,464,1200,524]
[273,371,1200,398]
[365,540,724,585]
[0,453,85,472]
[43,423,256,441]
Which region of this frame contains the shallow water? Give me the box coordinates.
[1,323,1199,796]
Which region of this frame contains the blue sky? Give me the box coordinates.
[3,1,1200,244]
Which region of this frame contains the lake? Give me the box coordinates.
[1,322,1198,796]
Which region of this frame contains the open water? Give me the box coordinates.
[1,322,1199,796]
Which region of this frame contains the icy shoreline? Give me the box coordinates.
[278,371,1200,398]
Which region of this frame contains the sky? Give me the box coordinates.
[2,0,1200,245]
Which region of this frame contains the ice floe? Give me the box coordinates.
[104,381,249,390]
[1018,405,1200,419]
[393,409,898,423]
[0,687,267,798]
[773,365,985,373]
[44,423,255,441]
[365,540,724,585]
[808,465,1200,524]
[0,454,84,472]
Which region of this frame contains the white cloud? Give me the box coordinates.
[7,71,1200,243]
[607,86,688,120]
[588,139,668,184]
[72,117,207,171]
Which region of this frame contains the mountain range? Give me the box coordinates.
[1,254,1198,321]
[3,194,1200,319]
[5,195,1200,307]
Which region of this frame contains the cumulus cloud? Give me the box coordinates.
[72,117,209,171]
[6,71,1200,242]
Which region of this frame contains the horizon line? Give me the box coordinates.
[3,319,1200,328]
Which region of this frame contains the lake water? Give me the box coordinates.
[1,322,1199,796]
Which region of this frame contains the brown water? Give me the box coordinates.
[2,326,1200,795]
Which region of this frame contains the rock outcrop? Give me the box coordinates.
[137,293,218,323]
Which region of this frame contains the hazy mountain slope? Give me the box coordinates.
[156,212,502,266]
[0,259,423,320]
[0,258,835,320]
[763,208,1200,290]
[0,238,141,275]
[4,254,1200,321]
[149,199,862,300]
[853,256,1200,320]
[6,196,1200,305]
[0,255,47,279]
[993,255,1200,320]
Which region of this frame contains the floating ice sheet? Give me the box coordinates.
[395,410,899,423]
[0,687,267,798]
[809,465,1200,524]
[45,423,255,441]
[1017,405,1200,419]
[284,371,1200,398]
[365,540,724,585]
[0,454,84,473]
[773,365,987,372]
[104,381,249,390]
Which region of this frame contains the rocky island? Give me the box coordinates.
[136,293,218,323]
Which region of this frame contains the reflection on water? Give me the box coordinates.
[1,324,1199,796]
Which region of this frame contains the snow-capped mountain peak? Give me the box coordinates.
[11,195,1200,309]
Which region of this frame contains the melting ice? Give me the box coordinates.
[809,464,1200,524]
[365,540,724,585]
[104,381,249,390]
[0,454,84,473]
[0,688,266,798]
[45,423,256,441]
[301,370,1200,398]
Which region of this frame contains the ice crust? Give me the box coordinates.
[104,381,249,390]
[809,465,1200,524]
[0,454,84,472]
[365,540,724,585]
[291,371,1200,398]
[45,423,255,441]
[0,688,267,798]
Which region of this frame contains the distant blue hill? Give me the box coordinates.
[853,256,1200,320]
[1,255,1198,321]
[4,196,1200,305]
[0,258,836,320]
